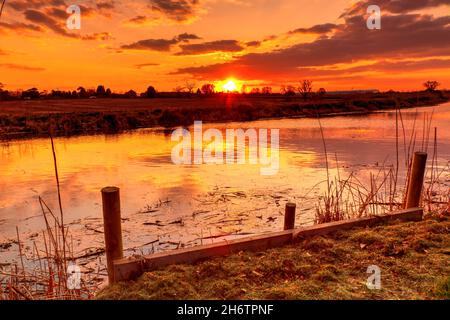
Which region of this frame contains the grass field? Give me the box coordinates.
[97,215,450,300]
[0,91,448,140]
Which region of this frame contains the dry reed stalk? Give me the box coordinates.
[0,0,6,19]
[314,107,448,224]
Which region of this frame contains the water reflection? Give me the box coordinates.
[0,104,449,246]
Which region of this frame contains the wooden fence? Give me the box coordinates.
[101,152,428,283]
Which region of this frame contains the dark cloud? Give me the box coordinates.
[175,13,450,80]
[45,7,68,19]
[0,21,42,32]
[342,0,450,17]
[294,58,450,78]
[78,5,96,17]
[121,38,179,51]
[176,40,244,55]
[289,23,338,35]
[97,1,115,10]
[176,32,202,42]
[0,63,45,71]
[128,15,149,24]
[246,41,261,47]
[24,9,74,37]
[21,9,112,40]
[8,0,66,11]
[121,33,201,51]
[82,32,113,41]
[135,63,160,69]
[149,0,200,22]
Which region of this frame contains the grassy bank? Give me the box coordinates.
[0,91,448,140]
[97,215,450,300]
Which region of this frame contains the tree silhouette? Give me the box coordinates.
[317,88,327,97]
[298,80,313,100]
[77,87,89,98]
[22,88,40,99]
[146,86,157,98]
[174,86,185,93]
[261,87,272,95]
[281,85,296,96]
[201,84,215,95]
[423,81,440,92]
[125,90,137,98]
[185,81,196,94]
[96,85,106,96]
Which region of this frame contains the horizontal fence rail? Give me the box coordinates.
[112,208,423,282]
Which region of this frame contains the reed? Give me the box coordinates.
[0,136,98,300]
[314,108,449,224]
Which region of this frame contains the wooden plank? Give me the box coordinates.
[114,230,293,282]
[293,207,423,240]
[113,208,423,282]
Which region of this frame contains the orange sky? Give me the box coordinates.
[1,0,450,92]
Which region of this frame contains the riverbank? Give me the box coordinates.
[0,91,448,141]
[97,215,450,300]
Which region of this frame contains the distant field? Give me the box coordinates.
[0,91,448,140]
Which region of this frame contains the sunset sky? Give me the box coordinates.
[1,0,450,92]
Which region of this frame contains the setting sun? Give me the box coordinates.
[222,80,238,92]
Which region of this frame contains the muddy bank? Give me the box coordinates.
[0,91,448,141]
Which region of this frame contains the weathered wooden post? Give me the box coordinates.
[405,152,428,209]
[101,186,123,284]
[284,203,297,230]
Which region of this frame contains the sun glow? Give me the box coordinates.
[222,79,238,92]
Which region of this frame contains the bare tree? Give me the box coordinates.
[173,86,186,93]
[423,81,440,92]
[282,85,296,96]
[185,81,196,94]
[298,80,313,100]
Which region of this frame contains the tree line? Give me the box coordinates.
[0,80,442,101]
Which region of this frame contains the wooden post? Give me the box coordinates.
[284,203,296,230]
[405,152,428,209]
[101,186,123,284]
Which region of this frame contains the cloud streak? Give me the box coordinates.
[175,6,450,81]
[176,40,244,55]
[0,63,45,71]
[149,0,201,22]
[121,32,202,51]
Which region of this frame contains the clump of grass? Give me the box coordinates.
[434,277,450,299]
[348,230,385,245]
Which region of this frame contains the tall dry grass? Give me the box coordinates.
[315,108,449,223]
[0,136,97,300]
